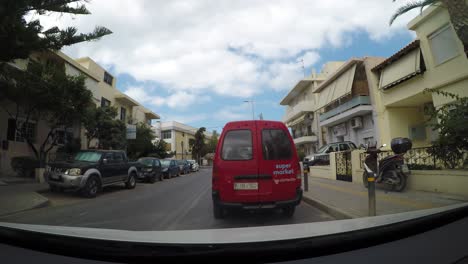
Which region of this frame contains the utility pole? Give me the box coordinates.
[243,100,255,120]
[298,58,305,78]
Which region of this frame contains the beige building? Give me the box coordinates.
[315,57,385,147]
[0,51,159,176]
[153,121,212,160]
[280,62,344,157]
[371,5,468,147]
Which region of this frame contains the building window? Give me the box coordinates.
[161,130,171,139]
[120,107,126,121]
[7,119,36,143]
[429,24,460,65]
[101,97,111,107]
[103,71,113,86]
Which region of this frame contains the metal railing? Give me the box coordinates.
[359,147,468,170]
[319,96,371,122]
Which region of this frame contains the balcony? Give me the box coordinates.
[294,135,318,145]
[282,101,314,123]
[319,96,372,127]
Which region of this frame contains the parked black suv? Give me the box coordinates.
[46,150,138,198]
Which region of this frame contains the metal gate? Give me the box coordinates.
[335,151,352,182]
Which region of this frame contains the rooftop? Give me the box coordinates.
[371,40,420,72]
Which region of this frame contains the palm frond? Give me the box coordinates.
[389,0,439,25]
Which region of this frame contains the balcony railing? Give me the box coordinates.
[359,147,468,170]
[320,96,371,122]
[283,101,314,123]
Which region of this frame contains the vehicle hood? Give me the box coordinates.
[49,161,98,169]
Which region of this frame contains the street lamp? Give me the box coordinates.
[243,100,255,120]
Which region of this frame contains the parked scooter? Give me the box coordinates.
[362,138,412,192]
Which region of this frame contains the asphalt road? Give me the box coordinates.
[0,168,334,230]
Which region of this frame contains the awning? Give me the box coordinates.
[287,115,305,127]
[145,111,160,120]
[115,93,139,106]
[316,64,357,109]
[379,48,423,90]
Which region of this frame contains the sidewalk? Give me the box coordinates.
[302,176,468,219]
[0,177,50,217]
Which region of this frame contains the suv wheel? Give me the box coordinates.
[81,176,100,198]
[125,172,137,189]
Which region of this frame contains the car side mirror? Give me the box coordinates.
[102,158,108,164]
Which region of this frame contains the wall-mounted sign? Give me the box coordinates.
[126,124,137,139]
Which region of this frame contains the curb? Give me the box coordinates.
[302,195,356,220]
[0,193,50,218]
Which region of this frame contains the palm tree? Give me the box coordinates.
[390,0,468,55]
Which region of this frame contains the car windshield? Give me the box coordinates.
[2,0,467,256]
[160,160,171,167]
[316,145,328,154]
[73,152,102,162]
[138,159,153,166]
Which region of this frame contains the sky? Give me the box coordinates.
[34,0,419,133]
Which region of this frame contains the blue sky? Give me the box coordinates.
[37,1,418,133]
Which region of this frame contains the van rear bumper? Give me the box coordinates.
[212,188,303,210]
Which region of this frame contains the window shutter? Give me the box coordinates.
[7,119,16,141]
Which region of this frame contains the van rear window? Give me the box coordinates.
[262,129,292,160]
[221,130,252,160]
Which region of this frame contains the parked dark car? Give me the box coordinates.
[46,150,138,198]
[161,159,180,179]
[136,157,163,183]
[177,160,190,175]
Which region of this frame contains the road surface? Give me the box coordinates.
[0,168,334,230]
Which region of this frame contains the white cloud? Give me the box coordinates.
[159,113,208,125]
[123,86,210,110]
[214,104,252,121]
[36,0,418,97]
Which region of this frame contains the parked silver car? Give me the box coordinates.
[187,160,199,172]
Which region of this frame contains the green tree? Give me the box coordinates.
[0,60,93,166]
[389,0,468,55]
[127,123,156,159]
[192,127,206,163]
[206,130,219,153]
[149,140,169,159]
[82,105,126,150]
[0,0,112,62]
[425,88,468,168]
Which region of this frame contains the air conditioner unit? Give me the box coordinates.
[350,117,363,129]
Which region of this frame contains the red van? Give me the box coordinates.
[212,120,302,218]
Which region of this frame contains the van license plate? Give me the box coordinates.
[234,182,258,190]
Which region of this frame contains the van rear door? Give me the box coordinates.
[215,122,259,203]
[257,122,299,202]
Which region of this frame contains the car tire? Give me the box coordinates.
[125,172,137,189]
[81,175,100,198]
[213,203,225,219]
[159,174,164,181]
[282,206,296,217]
[149,174,156,184]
